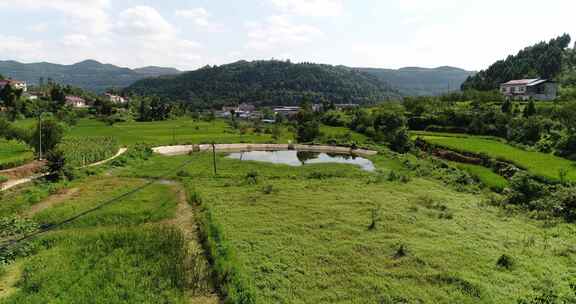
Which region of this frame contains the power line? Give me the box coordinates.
[0,157,195,251]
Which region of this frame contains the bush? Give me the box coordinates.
[245,171,259,185]
[496,254,515,270]
[261,184,277,195]
[0,175,7,184]
[393,243,408,258]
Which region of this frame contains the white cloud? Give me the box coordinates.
[61,34,92,48]
[27,23,48,33]
[269,0,343,17]
[0,0,111,34]
[246,15,323,51]
[116,6,176,38]
[175,8,210,26]
[0,35,43,61]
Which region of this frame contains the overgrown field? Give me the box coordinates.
[414,131,576,182]
[0,175,217,303]
[0,140,34,170]
[119,152,576,303]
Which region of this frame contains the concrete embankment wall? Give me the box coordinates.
[153,144,378,157]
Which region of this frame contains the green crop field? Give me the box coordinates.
[114,152,576,303]
[414,131,576,182]
[0,140,34,170]
[448,161,508,192]
[66,118,293,146]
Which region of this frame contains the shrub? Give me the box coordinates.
[187,189,203,206]
[245,171,259,185]
[393,243,408,258]
[496,254,515,270]
[261,184,277,195]
[0,175,7,184]
[177,170,191,178]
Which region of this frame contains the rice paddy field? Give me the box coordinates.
[0,140,34,170]
[413,131,576,182]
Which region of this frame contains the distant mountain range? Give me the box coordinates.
[0,60,181,93]
[0,59,474,97]
[356,66,476,96]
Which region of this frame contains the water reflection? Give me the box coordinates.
[227,150,375,171]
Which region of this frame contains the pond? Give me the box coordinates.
[226,150,376,172]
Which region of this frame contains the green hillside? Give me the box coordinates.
[125,60,401,107]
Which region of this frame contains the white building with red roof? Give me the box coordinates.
[65,96,88,108]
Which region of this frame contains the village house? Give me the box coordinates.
[500,79,557,101]
[105,93,128,104]
[0,79,27,92]
[65,96,88,108]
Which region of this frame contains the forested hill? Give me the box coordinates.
[0,60,181,93]
[462,34,572,90]
[357,66,475,96]
[125,60,400,107]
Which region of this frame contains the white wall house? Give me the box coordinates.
[500,79,557,101]
[0,79,27,92]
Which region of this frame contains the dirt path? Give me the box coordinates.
[0,161,46,180]
[84,148,128,168]
[161,184,220,304]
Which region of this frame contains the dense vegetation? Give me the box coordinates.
[0,60,180,93]
[462,34,572,90]
[126,60,400,108]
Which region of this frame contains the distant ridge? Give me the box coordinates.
[0,60,181,93]
[356,66,475,96]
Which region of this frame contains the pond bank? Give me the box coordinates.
[153,144,378,157]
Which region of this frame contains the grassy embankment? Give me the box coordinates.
[0,175,217,303]
[0,140,34,170]
[413,131,576,183]
[117,152,576,303]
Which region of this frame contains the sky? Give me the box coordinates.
[0,0,574,71]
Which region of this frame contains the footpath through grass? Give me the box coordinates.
[121,152,576,303]
[414,131,576,182]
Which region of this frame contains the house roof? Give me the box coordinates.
[501,79,552,86]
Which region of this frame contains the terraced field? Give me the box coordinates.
[413,131,576,182]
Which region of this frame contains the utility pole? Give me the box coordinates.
[211,143,218,175]
[38,113,43,160]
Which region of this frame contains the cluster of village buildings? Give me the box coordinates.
[0,78,128,108]
[218,103,360,122]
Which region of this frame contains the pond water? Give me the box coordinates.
[226,150,375,172]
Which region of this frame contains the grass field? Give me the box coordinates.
[414,131,576,182]
[0,175,216,303]
[117,152,576,303]
[0,140,34,170]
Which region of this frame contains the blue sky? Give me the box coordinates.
[0,0,574,71]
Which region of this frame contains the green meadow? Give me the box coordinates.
[116,152,576,303]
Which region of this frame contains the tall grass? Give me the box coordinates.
[0,139,34,170]
[2,227,191,304]
[188,188,256,304]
